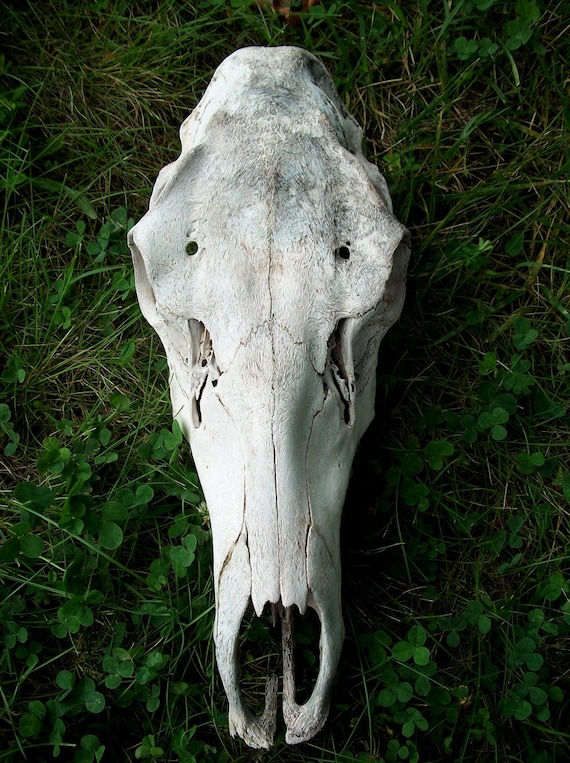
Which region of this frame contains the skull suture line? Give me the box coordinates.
[128,46,410,748]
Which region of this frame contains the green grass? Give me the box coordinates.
[1,1,569,761]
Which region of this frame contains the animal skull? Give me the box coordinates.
[128,45,410,748]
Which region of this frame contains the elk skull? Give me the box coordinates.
[128,45,410,748]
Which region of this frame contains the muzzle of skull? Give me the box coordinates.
[185,320,351,747]
[128,45,410,748]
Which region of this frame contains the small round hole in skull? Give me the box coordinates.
[335,245,350,260]
[185,240,199,256]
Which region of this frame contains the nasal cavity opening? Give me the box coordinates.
[237,602,322,714]
[237,602,281,717]
[188,318,221,428]
[285,605,321,706]
[326,318,355,427]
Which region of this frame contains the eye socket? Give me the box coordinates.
[186,240,199,256]
[335,245,350,260]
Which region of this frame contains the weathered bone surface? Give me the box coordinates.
[128,45,410,748]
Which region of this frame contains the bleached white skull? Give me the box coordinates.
[128,46,409,748]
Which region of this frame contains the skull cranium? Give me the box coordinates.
[128,45,409,748]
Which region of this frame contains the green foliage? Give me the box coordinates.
[0,403,20,456]
[452,0,543,62]
[1,0,568,762]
